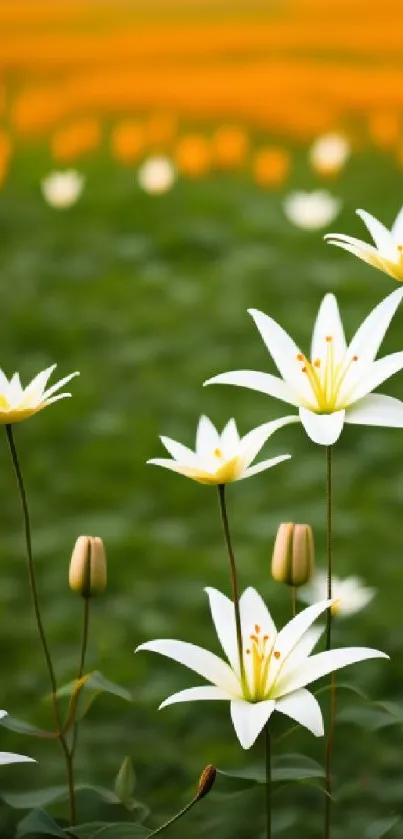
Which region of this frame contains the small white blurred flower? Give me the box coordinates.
[41,170,84,209]
[138,156,176,194]
[310,133,350,176]
[299,572,375,617]
[283,191,341,231]
[0,711,35,765]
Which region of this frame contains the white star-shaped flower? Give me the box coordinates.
[136,587,387,749]
[299,572,375,617]
[325,208,403,282]
[205,288,403,445]
[0,365,79,424]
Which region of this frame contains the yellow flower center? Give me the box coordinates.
[331,597,342,616]
[296,336,359,412]
[244,624,281,701]
[0,394,10,411]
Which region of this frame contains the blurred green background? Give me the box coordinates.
[1,1,403,837]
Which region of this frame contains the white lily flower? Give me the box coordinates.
[41,170,84,209]
[299,572,375,617]
[0,711,35,765]
[283,190,341,231]
[309,133,350,176]
[138,157,176,194]
[205,288,403,446]
[0,365,79,424]
[325,208,403,282]
[136,587,387,749]
[147,414,297,484]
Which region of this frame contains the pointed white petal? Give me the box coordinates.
[324,240,391,272]
[42,371,79,400]
[248,309,313,403]
[136,639,240,694]
[0,711,7,720]
[276,647,388,696]
[274,600,332,673]
[324,231,380,253]
[0,369,10,391]
[230,699,275,749]
[42,393,72,407]
[391,206,403,241]
[347,352,403,403]
[146,459,209,480]
[205,587,240,675]
[311,294,347,366]
[0,752,35,764]
[275,689,324,736]
[23,365,57,401]
[195,415,220,455]
[279,627,324,679]
[240,454,291,480]
[220,419,240,456]
[239,416,299,467]
[299,407,345,445]
[160,686,231,709]
[7,373,23,404]
[204,370,300,407]
[347,288,403,366]
[159,436,199,465]
[345,393,403,428]
[240,587,277,639]
[356,209,397,258]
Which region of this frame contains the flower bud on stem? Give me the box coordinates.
[149,765,216,836]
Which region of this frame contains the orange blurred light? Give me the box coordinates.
[212,125,249,169]
[111,120,146,164]
[252,147,291,187]
[146,113,177,147]
[51,118,101,162]
[175,134,212,177]
[369,112,400,149]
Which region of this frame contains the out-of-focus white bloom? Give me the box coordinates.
[325,207,403,282]
[0,364,79,424]
[136,587,387,749]
[41,170,84,208]
[283,191,341,230]
[299,572,375,617]
[309,133,350,176]
[0,711,35,765]
[147,414,297,485]
[205,288,403,446]
[138,156,176,194]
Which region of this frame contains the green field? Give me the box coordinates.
[0,146,403,838]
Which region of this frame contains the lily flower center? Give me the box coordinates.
[296,336,359,412]
[0,395,10,410]
[244,624,281,701]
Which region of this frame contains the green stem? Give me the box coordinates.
[324,445,335,839]
[70,596,90,758]
[291,586,297,617]
[5,424,76,825]
[265,726,271,839]
[217,484,245,687]
[149,795,199,836]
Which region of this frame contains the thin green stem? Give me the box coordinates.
[324,444,335,839]
[217,484,245,686]
[291,586,297,617]
[70,596,90,758]
[149,795,199,836]
[5,424,76,825]
[265,726,271,839]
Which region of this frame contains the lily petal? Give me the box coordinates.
[135,639,240,694]
[230,699,276,749]
[357,209,398,258]
[347,287,403,366]
[42,371,80,400]
[272,600,332,687]
[391,206,403,241]
[239,416,298,468]
[324,239,390,272]
[276,647,388,697]
[240,587,277,639]
[345,393,403,428]
[248,309,313,404]
[196,415,220,455]
[240,454,291,480]
[23,365,57,402]
[275,688,324,737]
[159,436,199,465]
[0,752,35,765]
[299,408,345,445]
[311,294,347,366]
[347,352,403,403]
[204,370,300,407]
[146,459,211,481]
[205,587,240,676]
[220,419,240,456]
[160,686,230,709]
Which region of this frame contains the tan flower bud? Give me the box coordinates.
[197,764,217,800]
[271,523,314,587]
[69,535,107,598]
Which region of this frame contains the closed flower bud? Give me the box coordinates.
[69,535,107,598]
[271,523,314,587]
[197,764,216,800]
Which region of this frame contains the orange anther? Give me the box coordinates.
[296,353,304,361]
[301,366,307,373]
[352,355,358,361]
[325,335,333,342]
[314,359,321,368]
[274,651,281,659]
[254,624,261,633]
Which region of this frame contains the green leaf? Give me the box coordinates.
[69,823,151,839]
[1,784,121,810]
[217,753,324,792]
[365,816,400,839]
[0,714,55,739]
[114,756,136,804]
[57,671,132,723]
[337,704,403,731]
[314,681,369,701]
[17,809,66,837]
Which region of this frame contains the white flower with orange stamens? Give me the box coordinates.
[205,288,403,446]
[325,208,403,282]
[136,587,387,749]
[147,414,297,485]
[0,365,79,424]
